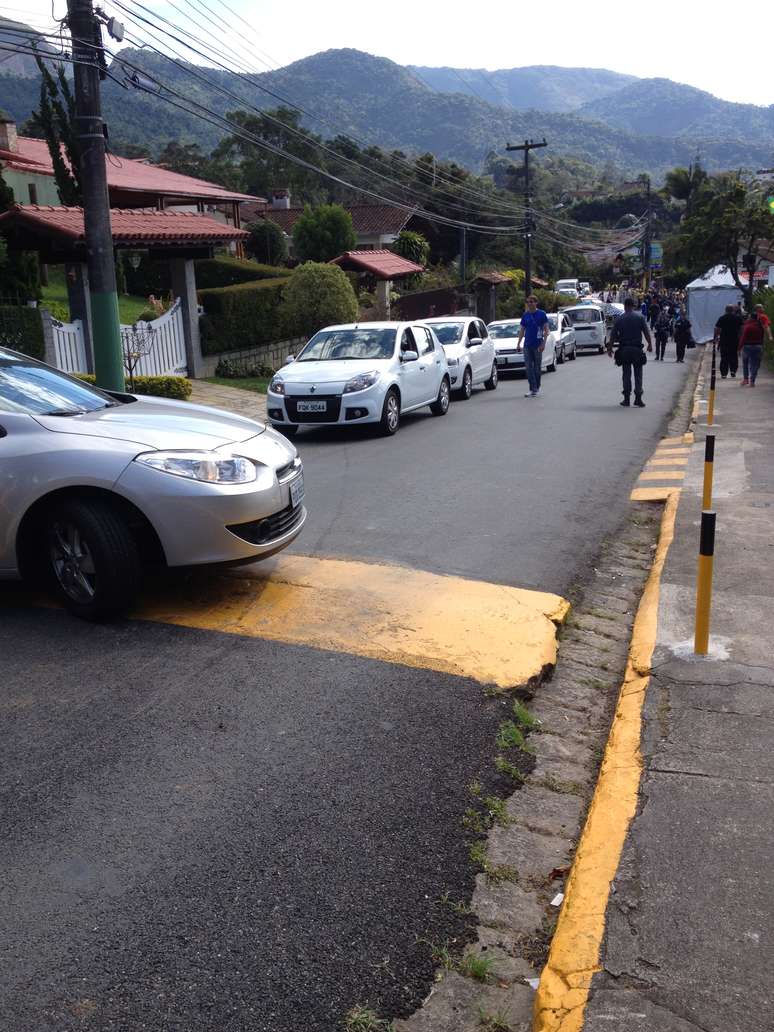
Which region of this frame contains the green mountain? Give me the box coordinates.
[578,77,774,140]
[409,64,637,112]
[1,34,772,179]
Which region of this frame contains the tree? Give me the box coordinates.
[662,161,707,217]
[245,219,288,266]
[393,230,430,266]
[26,57,81,205]
[279,262,358,338]
[292,204,356,263]
[674,172,774,310]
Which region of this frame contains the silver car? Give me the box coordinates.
[0,348,306,618]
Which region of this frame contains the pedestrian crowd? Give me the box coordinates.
[713,302,771,387]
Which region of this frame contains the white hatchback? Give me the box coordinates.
[267,322,451,437]
[420,316,498,399]
[488,315,569,372]
[561,304,608,353]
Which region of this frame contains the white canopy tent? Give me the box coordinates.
[686,265,743,342]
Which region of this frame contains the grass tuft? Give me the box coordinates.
[458,951,495,983]
[343,1005,392,1031]
[512,699,539,731]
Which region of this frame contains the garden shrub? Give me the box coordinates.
[194,256,291,288]
[198,277,288,355]
[278,262,358,339]
[0,305,45,359]
[245,220,289,266]
[77,373,192,399]
[214,356,275,378]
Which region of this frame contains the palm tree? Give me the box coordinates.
[663,162,707,217]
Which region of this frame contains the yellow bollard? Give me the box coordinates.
[702,433,715,510]
[694,510,716,655]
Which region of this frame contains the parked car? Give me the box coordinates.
[267,322,451,436]
[420,316,497,398]
[0,347,306,619]
[560,304,608,353]
[488,314,570,372]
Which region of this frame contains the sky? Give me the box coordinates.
[10,0,774,106]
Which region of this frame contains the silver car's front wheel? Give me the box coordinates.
[46,499,141,619]
[379,388,401,436]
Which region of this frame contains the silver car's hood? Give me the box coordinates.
[32,397,266,450]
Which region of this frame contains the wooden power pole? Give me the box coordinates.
[506,138,547,296]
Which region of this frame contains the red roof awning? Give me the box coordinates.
[330,249,424,280]
[0,204,249,245]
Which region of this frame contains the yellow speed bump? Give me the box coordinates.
[135,555,569,690]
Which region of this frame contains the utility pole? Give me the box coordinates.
[459,225,467,286]
[67,0,124,390]
[641,173,652,293]
[506,138,547,296]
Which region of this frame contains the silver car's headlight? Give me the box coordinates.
[135,451,258,484]
[343,370,380,393]
[269,376,285,395]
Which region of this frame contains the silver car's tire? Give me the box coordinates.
[457,366,473,400]
[484,362,498,390]
[570,345,577,360]
[379,388,401,436]
[46,499,140,620]
[557,345,565,365]
[430,376,451,415]
[547,352,557,372]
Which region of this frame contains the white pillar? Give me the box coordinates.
[375,279,391,319]
[170,257,205,378]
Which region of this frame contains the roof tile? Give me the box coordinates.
[330,249,424,279]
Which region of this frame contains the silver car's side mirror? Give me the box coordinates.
[468,337,483,347]
[286,354,296,363]
[401,350,419,363]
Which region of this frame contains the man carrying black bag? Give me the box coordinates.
[607,297,652,407]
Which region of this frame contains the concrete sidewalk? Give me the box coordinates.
[187,378,267,421]
[583,359,774,1030]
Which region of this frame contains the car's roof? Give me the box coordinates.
[487,318,520,325]
[421,315,473,323]
[315,322,405,331]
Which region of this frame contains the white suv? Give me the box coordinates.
[561,304,607,354]
[421,316,498,398]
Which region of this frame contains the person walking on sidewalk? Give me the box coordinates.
[754,304,772,345]
[654,310,671,360]
[674,316,692,363]
[714,304,742,378]
[607,297,651,407]
[517,295,549,398]
[739,311,766,386]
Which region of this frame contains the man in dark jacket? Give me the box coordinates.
[608,298,652,407]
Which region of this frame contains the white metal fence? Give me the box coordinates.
[51,298,188,377]
[52,317,88,374]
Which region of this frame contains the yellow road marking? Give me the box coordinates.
[647,456,689,467]
[656,438,687,449]
[134,555,569,691]
[629,486,681,502]
[533,491,679,1032]
[638,470,685,481]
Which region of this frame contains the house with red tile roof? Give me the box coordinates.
[0,117,262,226]
[242,191,414,253]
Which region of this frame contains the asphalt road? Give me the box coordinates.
[1,348,692,1032]
[290,350,689,594]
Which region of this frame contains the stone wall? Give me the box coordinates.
[198,336,307,378]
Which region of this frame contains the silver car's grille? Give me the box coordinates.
[276,458,301,483]
[497,348,520,355]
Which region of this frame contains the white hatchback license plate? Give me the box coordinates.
[297,400,327,413]
[290,473,305,508]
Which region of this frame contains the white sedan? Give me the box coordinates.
[267,322,451,436]
[420,316,498,398]
[488,314,571,372]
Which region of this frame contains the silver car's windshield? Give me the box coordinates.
[427,323,464,345]
[297,328,396,362]
[565,308,601,324]
[547,316,558,331]
[0,354,116,415]
[488,323,520,339]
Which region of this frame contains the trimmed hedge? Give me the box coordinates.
[198,278,288,355]
[0,305,45,359]
[194,256,292,288]
[77,373,192,400]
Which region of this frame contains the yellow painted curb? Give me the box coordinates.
[638,469,685,481]
[134,555,569,691]
[647,455,689,467]
[629,486,681,502]
[533,491,679,1032]
[655,439,688,450]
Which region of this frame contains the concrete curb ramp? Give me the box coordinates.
[135,555,570,691]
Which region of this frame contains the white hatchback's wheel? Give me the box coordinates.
[379,388,400,436]
[430,376,451,416]
[457,366,473,400]
[484,362,498,390]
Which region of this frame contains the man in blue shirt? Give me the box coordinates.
[517,295,549,397]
